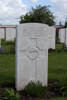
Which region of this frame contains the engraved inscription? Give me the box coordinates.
[23,30,45,38]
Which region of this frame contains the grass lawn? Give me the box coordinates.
[48,44,67,85]
[0,40,15,85]
[48,51,67,82]
[48,44,67,100]
[0,54,15,85]
[49,97,67,100]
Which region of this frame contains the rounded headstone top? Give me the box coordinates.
[18,23,49,28]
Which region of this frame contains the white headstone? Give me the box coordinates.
[0,28,4,39]
[59,29,65,43]
[6,28,16,41]
[48,27,56,49]
[0,28,3,48]
[16,23,49,91]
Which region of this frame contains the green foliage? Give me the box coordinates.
[1,40,15,45]
[24,81,47,97]
[1,40,15,54]
[58,79,67,96]
[2,88,19,100]
[9,45,15,54]
[20,5,55,26]
[49,97,67,100]
[56,37,60,44]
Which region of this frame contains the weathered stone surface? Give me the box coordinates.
[59,29,65,43]
[16,23,49,91]
[0,28,4,39]
[48,27,56,49]
[6,28,16,41]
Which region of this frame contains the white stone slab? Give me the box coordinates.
[48,27,56,49]
[6,28,16,41]
[59,29,65,43]
[16,23,49,91]
[0,28,4,39]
